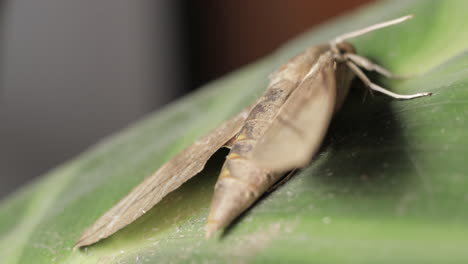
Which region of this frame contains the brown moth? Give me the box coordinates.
[74,15,431,249]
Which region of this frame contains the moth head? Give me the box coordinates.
[330,41,355,62]
[335,41,355,55]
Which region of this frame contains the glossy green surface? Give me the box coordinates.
[1,0,467,263]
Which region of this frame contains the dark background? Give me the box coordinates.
[0,0,373,198]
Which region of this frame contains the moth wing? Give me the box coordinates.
[74,107,250,249]
[251,52,336,172]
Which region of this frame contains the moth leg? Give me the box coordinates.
[346,61,432,100]
[344,53,410,79]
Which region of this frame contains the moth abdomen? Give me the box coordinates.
[216,165,259,194]
[206,158,281,237]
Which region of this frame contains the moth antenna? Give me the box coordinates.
[332,15,413,46]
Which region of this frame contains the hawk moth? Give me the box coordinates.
[74,15,431,249]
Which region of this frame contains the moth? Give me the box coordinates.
[74,15,431,249]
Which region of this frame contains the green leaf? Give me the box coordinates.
[1,0,468,263]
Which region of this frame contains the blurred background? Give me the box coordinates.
[0,0,374,199]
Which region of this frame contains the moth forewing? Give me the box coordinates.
[250,52,340,172]
[204,46,335,236]
[74,107,251,249]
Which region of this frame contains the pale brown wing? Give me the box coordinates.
[251,52,337,172]
[74,108,251,249]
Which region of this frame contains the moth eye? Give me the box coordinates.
[335,42,355,55]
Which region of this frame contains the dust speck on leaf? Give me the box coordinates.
[322,217,332,224]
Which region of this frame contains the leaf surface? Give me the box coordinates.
[1,0,468,263]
